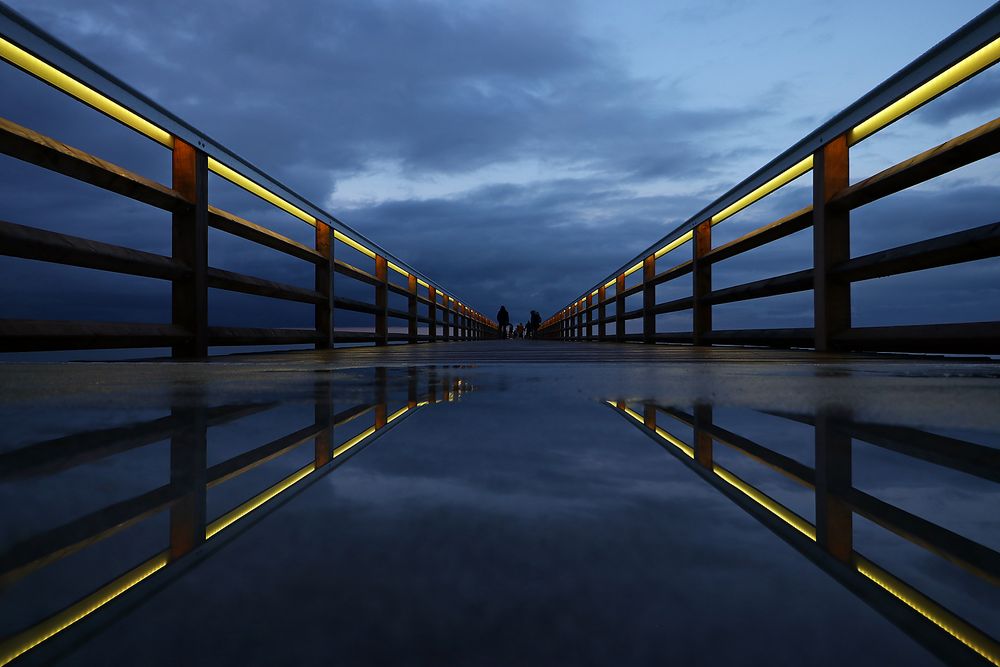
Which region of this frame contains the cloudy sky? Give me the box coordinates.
[0,0,997,346]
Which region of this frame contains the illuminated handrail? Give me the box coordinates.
[543,5,1000,354]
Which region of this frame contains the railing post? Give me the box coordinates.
[374,367,388,427]
[375,255,388,346]
[586,293,593,341]
[407,274,418,344]
[315,222,333,349]
[615,274,625,342]
[642,255,656,344]
[693,220,712,346]
[643,404,656,430]
[813,134,851,352]
[314,376,332,467]
[169,391,206,559]
[693,403,713,469]
[815,409,853,563]
[428,286,437,342]
[576,301,584,340]
[442,296,450,342]
[463,306,470,340]
[598,286,607,341]
[171,138,208,358]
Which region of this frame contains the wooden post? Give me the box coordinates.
[171,138,208,358]
[586,294,594,341]
[375,255,388,346]
[315,223,333,349]
[407,367,418,408]
[615,274,625,342]
[428,286,437,341]
[693,220,712,346]
[643,255,656,344]
[442,297,450,342]
[814,134,851,352]
[643,405,656,430]
[598,286,607,341]
[314,376,332,467]
[815,409,853,563]
[374,367,388,428]
[407,274,418,343]
[574,301,582,340]
[693,403,713,469]
[169,394,206,559]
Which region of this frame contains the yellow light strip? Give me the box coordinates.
[710,156,813,227]
[622,260,644,278]
[0,37,173,147]
[856,556,1000,666]
[386,406,409,424]
[850,37,1000,145]
[416,278,430,288]
[591,289,599,296]
[0,552,169,666]
[415,401,430,407]
[653,230,694,259]
[205,463,315,539]
[333,426,377,458]
[712,465,816,539]
[208,157,315,225]
[387,261,408,276]
[604,278,617,289]
[333,229,377,259]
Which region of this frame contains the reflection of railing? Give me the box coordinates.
[0,6,497,356]
[608,400,1000,666]
[543,7,1000,355]
[0,366,471,665]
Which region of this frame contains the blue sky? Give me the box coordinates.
[0,0,997,342]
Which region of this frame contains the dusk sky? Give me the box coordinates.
[1,0,997,343]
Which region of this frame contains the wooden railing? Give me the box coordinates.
[0,6,496,357]
[542,7,1000,355]
[609,399,1000,666]
[0,366,470,665]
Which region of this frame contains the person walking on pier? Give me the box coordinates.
[497,305,510,339]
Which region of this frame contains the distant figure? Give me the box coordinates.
[516,323,524,339]
[529,310,542,338]
[497,305,510,339]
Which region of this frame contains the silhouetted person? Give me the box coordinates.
[497,305,510,339]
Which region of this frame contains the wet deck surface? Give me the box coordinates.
[1,341,998,665]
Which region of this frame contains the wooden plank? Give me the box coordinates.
[813,135,851,352]
[652,296,693,315]
[208,326,321,346]
[835,116,1000,211]
[408,274,418,344]
[703,269,813,306]
[705,328,814,348]
[315,224,332,349]
[208,206,323,264]
[207,267,325,304]
[833,220,1000,282]
[703,207,812,265]
[0,219,187,280]
[333,260,380,286]
[172,139,209,358]
[693,220,712,345]
[0,319,187,352]
[836,321,1000,354]
[649,259,694,286]
[334,296,379,315]
[0,115,187,212]
[615,274,625,342]
[815,409,853,563]
[207,423,323,487]
[375,256,388,346]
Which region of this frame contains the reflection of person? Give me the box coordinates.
[497,305,510,339]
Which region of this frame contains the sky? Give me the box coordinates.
[0,0,998,346]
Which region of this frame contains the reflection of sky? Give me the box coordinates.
[1,359,998,665]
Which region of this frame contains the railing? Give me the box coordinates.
[542,6,1000,355]
[0,365,470,665]
[0,4,497,357]
[609,399,1000,667]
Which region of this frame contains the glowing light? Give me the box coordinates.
[655,427,695,458]
[206,463,314,538]
[713,465,816,539]
[415,401,430,407]
[0,552,168,666]
[710,156,813,227]
[386,261,407,276]
[386,406,408,424]
[850,37,1000,145]
[417,278,430,288]
[0,36,173,147]
[653,230,694,259]
[333,426,377,458]
[622,260,644,278]
[208,158,314,225]
[333,229,377,259]
[591,289,599,296]
[604,278,617,289]
[856,556,1000,666]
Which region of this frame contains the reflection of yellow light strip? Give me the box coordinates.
[710,156,813,227]
[333,229,377,259]
[654,230,694,259]
[0,552,168,666]
[622,405,644,423]
[208,158,315,225]
[206,463,315,538]
[387,406,409,424]
[416,401,430,407]
[333,426,377,458]
[623,261,644,278]
[850,37,1000,145]
[856,556,1000,666]
[0,37,173,147]
[655,426,695,458]
[713,465,816,540]
[387,261,407,276]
